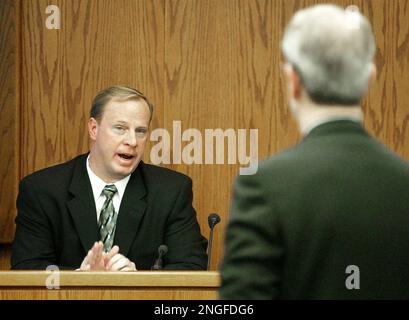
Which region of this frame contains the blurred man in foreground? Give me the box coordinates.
[220,4,409,299]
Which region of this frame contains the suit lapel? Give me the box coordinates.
[67,155,99,253]
[114,164,147,256]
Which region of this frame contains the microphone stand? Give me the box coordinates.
[207,226,215,270]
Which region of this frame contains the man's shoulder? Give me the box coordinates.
[21,154,86,186]
[257,144,301,174]
[232,145,301,191]
[140,162,192,185]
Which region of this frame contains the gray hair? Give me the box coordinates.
[281,4,376,105]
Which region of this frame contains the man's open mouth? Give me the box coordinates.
[118,153,134,160]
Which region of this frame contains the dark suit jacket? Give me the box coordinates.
[220,120,409,299]
[11,154,208,270]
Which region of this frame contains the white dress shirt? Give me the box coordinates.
[86,156,131,222]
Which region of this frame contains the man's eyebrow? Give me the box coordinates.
[114,120,128,125]
[113,120,148,128]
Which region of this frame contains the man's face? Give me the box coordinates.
[88,99,151,182]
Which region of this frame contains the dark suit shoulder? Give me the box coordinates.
[21,154,86,190]
[140,163,192,186]
[253,144,300,178]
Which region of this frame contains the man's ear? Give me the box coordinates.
[369,63,377,85]
[88,118,98,141]
[283,63,302,101]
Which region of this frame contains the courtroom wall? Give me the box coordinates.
[1,0,409,270]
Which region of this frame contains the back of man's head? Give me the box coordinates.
[281,4,376,105]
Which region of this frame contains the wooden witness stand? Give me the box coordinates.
[0,271,220,300]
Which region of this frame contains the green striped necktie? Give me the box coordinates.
[98,184,118,253]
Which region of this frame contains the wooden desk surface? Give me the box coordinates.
[0,271,221,300]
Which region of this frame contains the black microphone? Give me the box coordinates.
[207,213,221,270]
[151,244,168,270]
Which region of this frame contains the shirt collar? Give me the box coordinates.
[86,155,131,200]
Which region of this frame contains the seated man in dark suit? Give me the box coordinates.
[11,85,208,271]
[220,4,409,298]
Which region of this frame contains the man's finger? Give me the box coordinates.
[104,246,119,267]
[120,262,136,272]
[95,242,103,263]
[106,253,124,270]
[120,267,131,271]
[87,249,95,266]
[110,257,130,271]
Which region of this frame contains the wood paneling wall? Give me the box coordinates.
[0,244,11,269]
[0,0,19,243]
[1,0,409,270]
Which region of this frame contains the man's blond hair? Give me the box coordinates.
[90,85,154,123]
